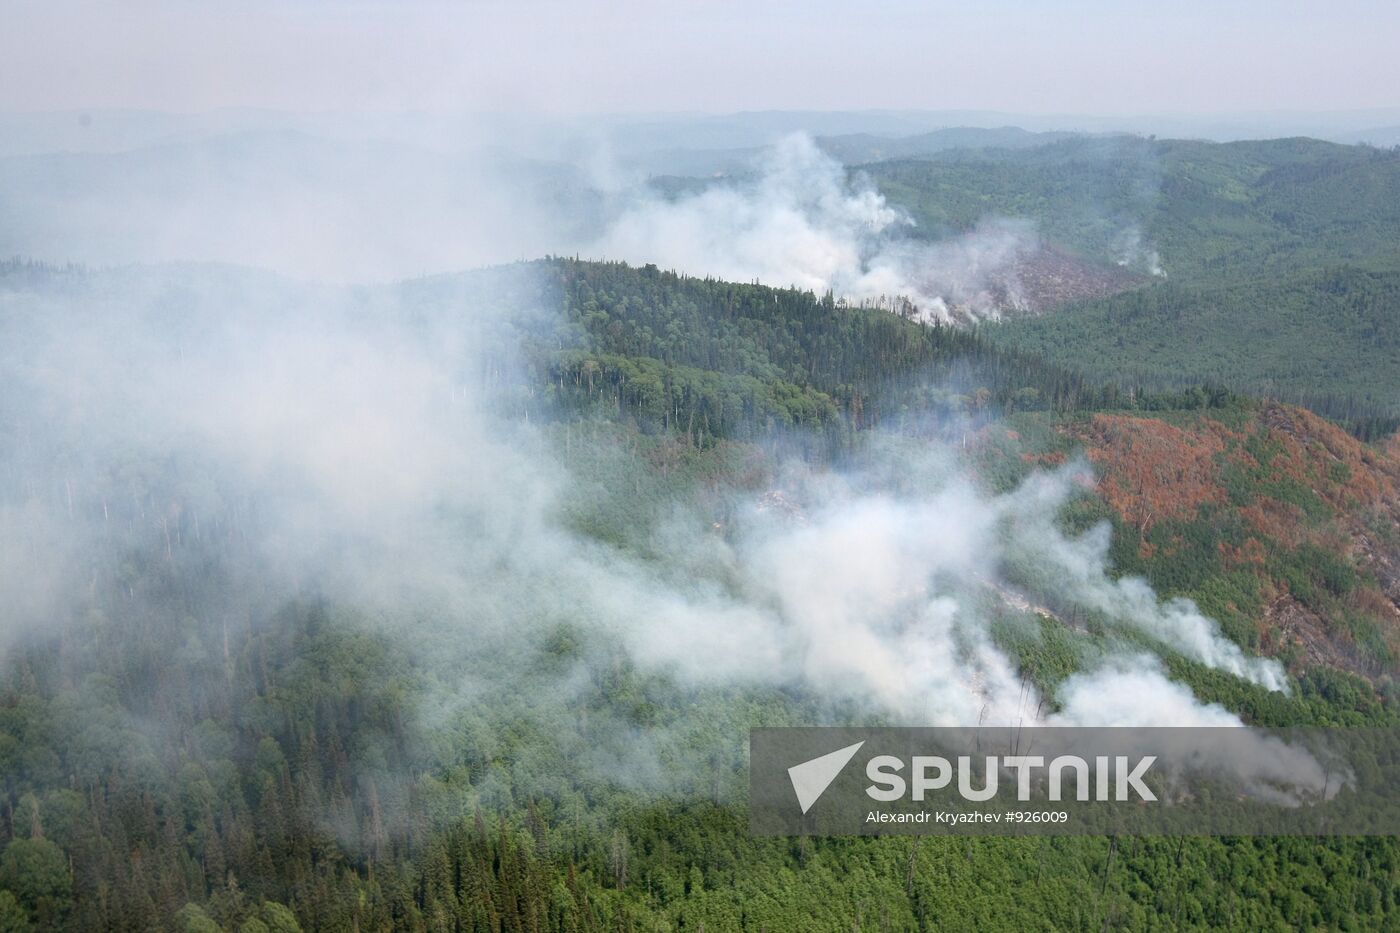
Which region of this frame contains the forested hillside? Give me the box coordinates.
[4,258,1400,931]
[867,136,1400,281]
[538,259,1155,447]
[852,135,1400,422]
[986,266,1400,435]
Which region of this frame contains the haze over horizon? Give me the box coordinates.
[5,0,1399,118]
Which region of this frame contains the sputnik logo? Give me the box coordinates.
[788,741,865,814]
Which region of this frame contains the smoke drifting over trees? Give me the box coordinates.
[4,114,1367,930]
[0,254,1284,776]
[0,123,1289,791]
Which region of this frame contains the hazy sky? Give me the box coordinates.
[4,0,1398,115]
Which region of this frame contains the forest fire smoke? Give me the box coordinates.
[0,263,1286,783]
[592,134,1039,321]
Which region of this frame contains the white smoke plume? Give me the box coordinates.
[709,456,1288,723]
[1002,467,1287,690]
[591,134,1039,322]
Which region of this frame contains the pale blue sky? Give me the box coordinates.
[4,0,1397,114]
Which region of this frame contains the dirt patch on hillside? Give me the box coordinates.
[1008,245,1147,313]
[938,245,1146,321]
[1264,594,1368,674]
